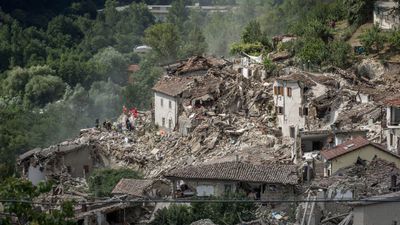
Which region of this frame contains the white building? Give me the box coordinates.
[374,1,400,30]
[273,74,310,137]
[385,98,400,154]
[152,76,193,132]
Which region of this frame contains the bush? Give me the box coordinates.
[360,26,386,53]
[150,204,194,225]
[230,42,264,55]
[88,168,143,197]
[296,37,328,65]
[328,40,352,68]
[389,30,400,50]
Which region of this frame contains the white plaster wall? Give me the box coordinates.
[374,10,400,30]
[385,128,400,153]
[353,202,400,225]
[356,93,369,103]
[28,165,46,185]
[242,67,249,78]
[273,80,305,137]
[154,92,177,131]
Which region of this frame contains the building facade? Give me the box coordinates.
[273,77,307,137]
[154,91,178,132]
[321,137,400,176]
[385,99,400,154]
[374,1,400,30]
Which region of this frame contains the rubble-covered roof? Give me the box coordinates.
[385,98,400,107]
[320,136,398,160]
[111,179,159,197]
[18,143,89,162]
[165,161,299,185]
[300,129,367,137]
[351,191,400,206]
[152,76,196,97]
[275,73,316,87]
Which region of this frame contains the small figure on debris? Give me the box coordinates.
[103,120,112,131]
[126,118,132,131]
[95,119,99,128]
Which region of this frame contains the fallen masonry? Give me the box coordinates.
[16,55,400,225]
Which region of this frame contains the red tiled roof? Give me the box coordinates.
[320,136,399,160]
[385,98,400,107]
[165,161,299,185]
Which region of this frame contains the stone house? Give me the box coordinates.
[18,143,106,185]
[111,178,170,199]
[374,1,400,30]
[385,98,400,154]
[320,136,400,176]
[164,161,299,200]
[351,191,400,225]
[300,129,367,153]
[273,74,316,137]
[152,56,227,133]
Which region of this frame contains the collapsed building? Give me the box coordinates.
[18,143,107,185]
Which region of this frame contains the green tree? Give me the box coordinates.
[360,26,386,53]
[344,0,376,25]
[0,178,74,224]
[90,47,128,84]
[389,30,400,50]
[144,23,180,61]
[242,20,262,44]
[24,75,66,107]
[327,40,352,68]
[150,204,194,225]
[297,37,328,65]
[180,26,208,58]
[167,0,189,33]
[88,168,143,197]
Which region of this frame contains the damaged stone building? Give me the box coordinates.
[385,98,400,154]
[18,143,107,185]
[164,161,299,200]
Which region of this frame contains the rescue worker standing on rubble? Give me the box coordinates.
[126,118,132,131]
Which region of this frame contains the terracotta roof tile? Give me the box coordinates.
[111,179,157,197]
[385,98,400,107]
[127,64,140,73]
[165,161,299,185]
[320,136,399,160]
[152,76,196,96]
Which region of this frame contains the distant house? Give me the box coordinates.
[152,56,226,133]
[273,73,315,137]
[134,45,152,54]
[300,129,367,153]
[164,161,299,200]
[320,136,400,176]
[374,1,400,30]
[237,53,265,79]
[384,98,400,154]
[351,191,400,225]
[18,143,105,185]
[112,179,170,199]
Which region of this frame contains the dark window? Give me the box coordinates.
[224,184,232,193]
[290,127,296,138]
[168,119,172,129]
[276,107,284,115]
[169,100,172,109]
[287,87,292,97]
[390,133,394,146]
[160,98,164,107]
[312,141,324,151]
[391,107,400,125]
[67,166,72,173]
[162,117,165,127]
[303,107,309,116]
[83,165,89,175]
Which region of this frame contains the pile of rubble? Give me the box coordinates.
[313,158,400,198]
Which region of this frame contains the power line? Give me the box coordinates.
[1,198,400,206]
